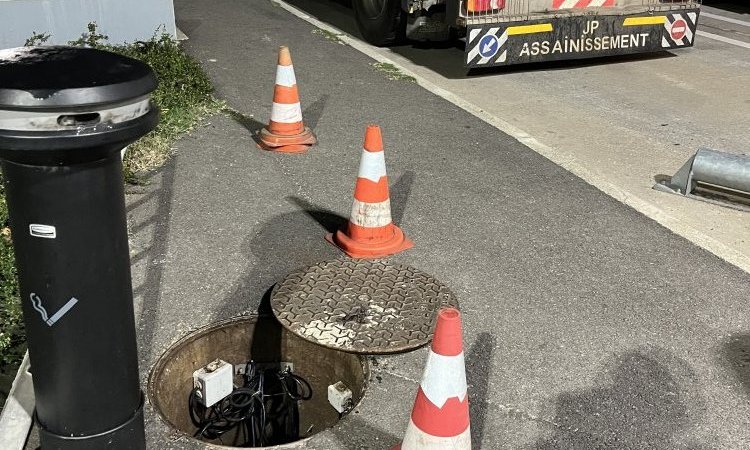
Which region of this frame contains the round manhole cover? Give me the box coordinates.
[270,259,459,354]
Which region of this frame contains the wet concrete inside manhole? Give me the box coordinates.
[149,315,369,447]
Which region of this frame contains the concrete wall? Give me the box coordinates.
[0,0,176,49]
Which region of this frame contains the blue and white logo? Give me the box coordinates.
[478,34,500,59]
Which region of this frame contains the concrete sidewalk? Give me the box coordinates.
[81,0,750,448]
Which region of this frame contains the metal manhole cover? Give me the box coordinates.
[270,259,459,354]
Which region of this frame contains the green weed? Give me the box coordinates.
[312,28,346,45]
[68,23,224,177]
[0,175,22,410]
[371,62,416,82]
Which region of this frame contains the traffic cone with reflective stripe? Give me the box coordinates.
[392,308,471,450]
[326,125,413,258]
[258,46,316,153]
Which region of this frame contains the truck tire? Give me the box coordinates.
[353,0,405,46]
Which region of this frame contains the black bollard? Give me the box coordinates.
[0,46,158,449]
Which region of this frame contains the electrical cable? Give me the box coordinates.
[188,362,313,447]
[278,368,313,401]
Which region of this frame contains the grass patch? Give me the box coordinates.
[26,23,224,180]
[60,23,225,179]
[114,37,223,177]
[0,179,22,410]
[1,23,221,409]
[312,28,346,45]
[370,62,416,82]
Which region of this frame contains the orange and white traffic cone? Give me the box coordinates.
[391,308,471,450]
[326,125,413,259]
[258,46,316,153]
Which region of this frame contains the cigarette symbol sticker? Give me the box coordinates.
[30,293,79,327]
[29,224,56,239]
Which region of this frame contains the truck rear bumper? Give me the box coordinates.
[465,9,700,67]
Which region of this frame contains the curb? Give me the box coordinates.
[0,352,34,450]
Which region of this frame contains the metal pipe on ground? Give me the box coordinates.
[654,148,750,210]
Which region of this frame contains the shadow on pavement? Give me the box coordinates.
[225,108,265,133]
[211,205,342,321]
[721,334,750,398]
[286,168,416,232]
[212,168,416,319]
[225,95,329,145]
[302,94,330,131]
[225,108,265,147]
[536,347,709,450]
[467,332,495,448]
[133,160,177,363]
[286,0,360,37]
[175,18,202,36]
[389,170,416,226]
[287,196,348,234]
[703,1,750,14]
[465,52,676,77]
[331,416,400,449]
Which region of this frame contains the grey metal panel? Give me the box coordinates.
[0,0,176,49]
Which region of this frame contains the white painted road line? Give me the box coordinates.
[701,12,750,28]
[272,0,750,275]
[698,30,750,49]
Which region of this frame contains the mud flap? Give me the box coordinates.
[465,9,700,68]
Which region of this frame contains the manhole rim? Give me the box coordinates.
[147,314,371,449]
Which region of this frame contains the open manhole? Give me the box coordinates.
[148,315,368,448]
[271,259,459,354]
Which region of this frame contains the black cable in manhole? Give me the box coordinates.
[148,315,369,448]
[270,259,459,354]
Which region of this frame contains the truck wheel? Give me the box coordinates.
[353,0,405,46]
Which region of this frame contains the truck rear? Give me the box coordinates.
[352,0,701,67]
[462,0,700,67]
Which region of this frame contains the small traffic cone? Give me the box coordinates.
[326,125,413,258]
[391,308,471,449]
[258,46,316,153]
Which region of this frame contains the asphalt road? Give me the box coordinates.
[94,1,750,449]
[282,0,750,276]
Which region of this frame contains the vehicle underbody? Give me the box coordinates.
[353,0,702,67]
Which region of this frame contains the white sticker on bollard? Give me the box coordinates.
[30,293,79,327]
[29,224,56,239]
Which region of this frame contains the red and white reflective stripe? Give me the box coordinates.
[402,350,470,447]
[553,0,615,9]
[350,199,392,227]
[357,148,387,183]
[270,102,303,123]
[351,148,392,228]
[275,64,297,87]
[420,351,467,408]
[469,0,505,10]
[401,419,472,449]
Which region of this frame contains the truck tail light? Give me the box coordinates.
[467,0,506,13]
